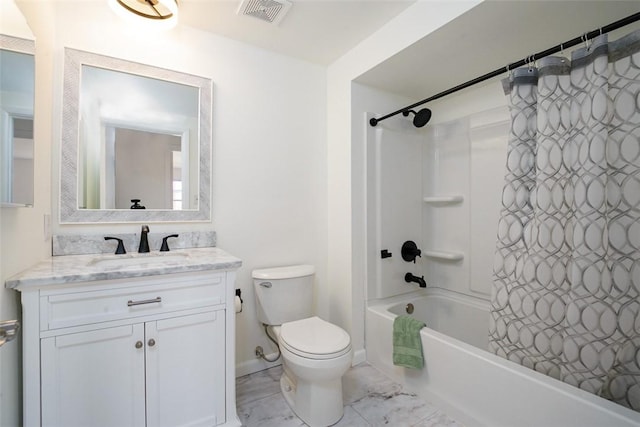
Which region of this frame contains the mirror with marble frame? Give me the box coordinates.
[0,34,35,208]
[60,48,212,223]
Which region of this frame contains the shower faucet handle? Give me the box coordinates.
[401,240,422,263]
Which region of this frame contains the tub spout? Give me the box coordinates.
[405,272,427,288]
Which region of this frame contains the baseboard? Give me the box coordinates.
[235,352,282,378]
[352,348,366,366]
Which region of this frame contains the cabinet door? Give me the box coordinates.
[146,310,225,427]
[41,324,146,427]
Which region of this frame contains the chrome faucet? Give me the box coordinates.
[138,225,150,253]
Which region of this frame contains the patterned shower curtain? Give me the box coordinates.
[490,30,640,411]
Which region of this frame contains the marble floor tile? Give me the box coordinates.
[236,362,466,427]
[411,410,466,427]
[342,363,403,405]
[332,405,370,427]
[237,392,305,427]
[236,365,283,406]
[350,389,439,426]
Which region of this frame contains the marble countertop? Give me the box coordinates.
[5,247,242,290]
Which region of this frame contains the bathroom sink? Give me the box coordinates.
[88,252,190,269]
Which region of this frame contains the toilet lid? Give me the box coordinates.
[280,316,351,358]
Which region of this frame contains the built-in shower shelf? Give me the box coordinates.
[423,195,464,204]
[423,250,464,261]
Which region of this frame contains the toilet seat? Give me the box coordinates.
[280,316,351,360]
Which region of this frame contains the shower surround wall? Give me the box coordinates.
[367,107,508,302]
[368,115,424,299]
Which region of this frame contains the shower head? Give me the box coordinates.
[402,108,432,128]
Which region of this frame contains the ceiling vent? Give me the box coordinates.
[237,0,292,25]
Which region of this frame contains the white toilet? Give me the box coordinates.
[252,265,353,427]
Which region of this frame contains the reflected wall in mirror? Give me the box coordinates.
[60,48,212,223]
[0,35,35,208]
[78,64,198,210]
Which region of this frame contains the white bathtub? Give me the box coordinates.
[386,289,490,350]
[366,289,640,427]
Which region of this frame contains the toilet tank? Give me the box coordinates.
[252,264,315,325]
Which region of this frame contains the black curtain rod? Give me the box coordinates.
[369,10,640,127]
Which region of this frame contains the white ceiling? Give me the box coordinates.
[178,0,640,101]
[356,1,640,100]
[179,0,417,65]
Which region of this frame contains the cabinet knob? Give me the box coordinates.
[148,338,156,347]
[135,341,143,349]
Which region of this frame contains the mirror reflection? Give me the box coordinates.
[60,48,212,223]
[0,40,35,207]
[78,64,199,210]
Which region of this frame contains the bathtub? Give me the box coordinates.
[366,288,640,427]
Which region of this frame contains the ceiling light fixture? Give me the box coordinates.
[108,0,179,30]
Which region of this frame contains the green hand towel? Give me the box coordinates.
[393,314,426,369]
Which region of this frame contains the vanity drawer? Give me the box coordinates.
[40,272,225,331]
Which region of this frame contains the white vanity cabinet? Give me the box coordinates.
[40,310,225,427]
[41,322,147,426]
[8,249,242,427]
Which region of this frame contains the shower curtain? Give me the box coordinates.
[490,29,640,411]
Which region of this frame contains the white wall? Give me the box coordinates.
[0,0,32,38]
